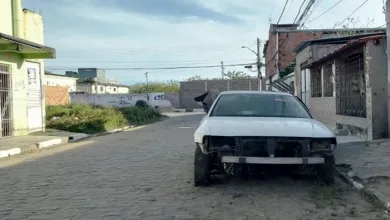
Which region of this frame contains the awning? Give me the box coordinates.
[0,32,56,59]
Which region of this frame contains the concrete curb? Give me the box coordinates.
[336,167,390,210]
[0,147,22,158]
[0,125,139,159]
[36,138,63,149]
[89,126,133,138]
[68,133,90,142]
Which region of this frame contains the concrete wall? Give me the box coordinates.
[295,46,311,99]
[310,97,336,131]
[44,75,77,92]
[312,44,343,61]
[44,86,69,106]
[179,79,259,109]
[165,92,180,109]
[0,0,13,35]
[22,9,44,44]
[70,92,180,109]
[366,39,388,139]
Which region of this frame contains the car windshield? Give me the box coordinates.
[210,93,311,118]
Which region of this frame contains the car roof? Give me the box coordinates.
[219,90,293,96]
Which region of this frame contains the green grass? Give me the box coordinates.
[309,186,344,209]
[46,104,164,134]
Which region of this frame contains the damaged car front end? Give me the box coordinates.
[193,91,337,186]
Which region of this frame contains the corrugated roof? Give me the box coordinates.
[305,34,385,68]
[293,32,386,54]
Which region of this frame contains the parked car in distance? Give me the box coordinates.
[193,91,337,186]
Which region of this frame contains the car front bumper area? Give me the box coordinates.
[221,156,325,164]
[213,136,335,165]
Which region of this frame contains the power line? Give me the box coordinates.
[277,0,290,24]
[45,62,256,71]
[282,0,295,23]
[58,41,261,53]
[333,0,369,28]
[305,0,344,24]
[53,59,255,64]
[296,0,316,25]
[269,0,277,22]
[299,0,323,27]
[265,0,310,66]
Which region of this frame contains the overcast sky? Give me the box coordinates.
[23,0,386,85]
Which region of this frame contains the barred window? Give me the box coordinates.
[323,64,333,97]
[336,53,366,117]
[311,68,322,97]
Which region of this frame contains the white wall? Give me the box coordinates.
[70,93,173,108]
[44,75,77,92]
[118,87,129,93]
[78,83,129,94]
[0,0,13,35]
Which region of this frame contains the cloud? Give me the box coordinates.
[21,0,386,84]
[107,0,245,24]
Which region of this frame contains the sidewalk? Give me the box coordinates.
[335,137,390,209]
[0,129,87,159]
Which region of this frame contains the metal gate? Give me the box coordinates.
[0,64,12,137]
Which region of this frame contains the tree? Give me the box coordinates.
[279,61,296,78]
[128,80,180,93]
[185,75,204,81]
[332,17,377,37]
[223,71,252,79]
[44,70,54,75]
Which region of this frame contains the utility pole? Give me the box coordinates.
[242,38,263,91]
[256,38,262,91]
[145,72,149,101]
[386,0,390,137]
[220,61,225,79]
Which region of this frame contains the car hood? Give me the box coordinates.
[204,117,334,138]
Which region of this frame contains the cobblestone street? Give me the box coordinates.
[0,114,388,220]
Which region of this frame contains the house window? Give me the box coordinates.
[113,88,117,92]
[336,52,366,117]
[310,68,322,97]
[323,64,333,97]
[100,86,104,92]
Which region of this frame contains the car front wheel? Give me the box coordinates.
[194,144,210,186]
[316,155,335,185]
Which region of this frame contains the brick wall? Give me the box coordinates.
[44,86,69,106]
[265,31,322,78]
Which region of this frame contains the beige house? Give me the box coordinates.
[0,0,56,137]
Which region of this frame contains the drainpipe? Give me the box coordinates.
[11,0,23,38]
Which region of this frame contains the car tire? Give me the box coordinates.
[316,155,335,186]
[194,144,211,187]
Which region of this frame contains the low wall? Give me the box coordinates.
[70,92,180,109]
[44,86,69,106]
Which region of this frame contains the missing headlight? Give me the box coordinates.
[311,140,331,150]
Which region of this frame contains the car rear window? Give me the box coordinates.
[210,93,311,118]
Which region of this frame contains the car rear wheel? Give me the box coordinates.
[194,144,211,186]
[316,155,335,185]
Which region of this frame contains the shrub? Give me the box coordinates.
[46,104,164,134]
[135,100,148,108]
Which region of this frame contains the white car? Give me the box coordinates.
[193,91,337,186]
